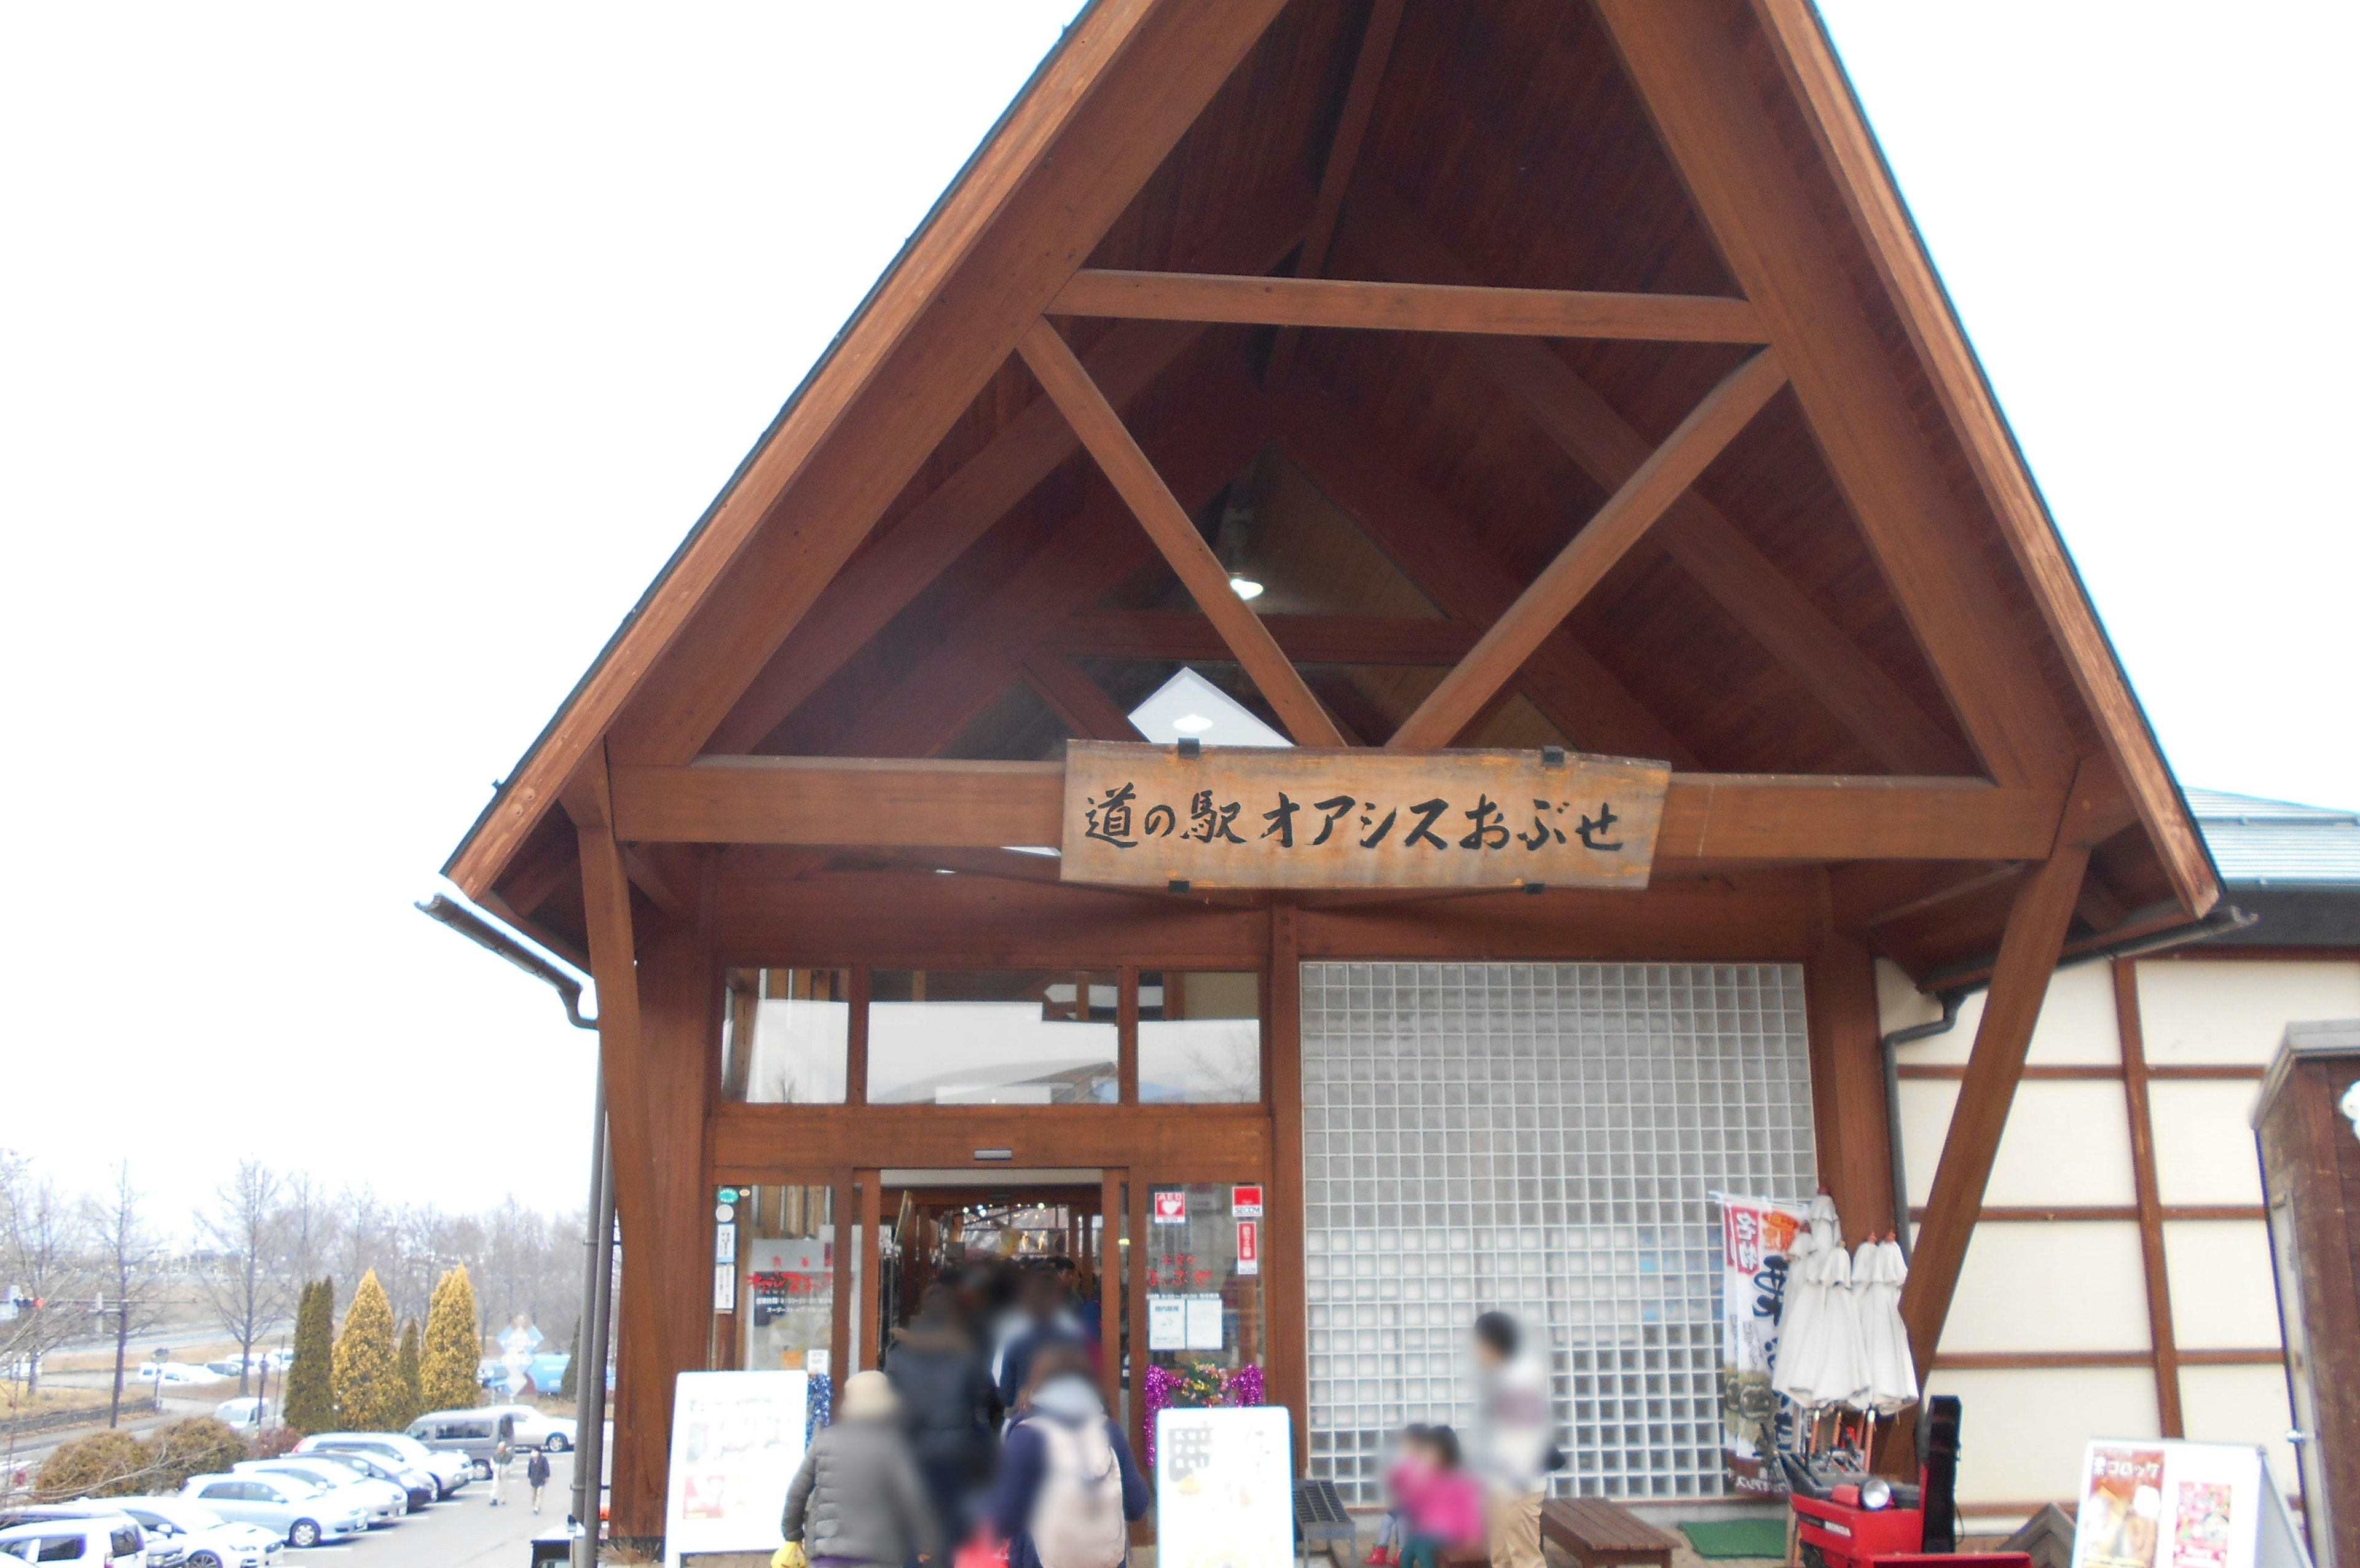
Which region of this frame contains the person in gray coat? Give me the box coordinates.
[783,1369,941,1568]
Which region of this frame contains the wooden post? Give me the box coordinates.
[2116,959,2185,1435]
[1899,845,2091,1371]
[858,1173,884,1370]
[1127,1172,1149,1465]
[830,1169,854,1393]
[847,967,870,1105]
[1266,903,1308,1472]
[1804,872,1896,1241]
[1119,965,1141,1104]
[1100,1168,1125,1422]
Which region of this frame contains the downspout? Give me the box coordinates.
[415,893,612,1564]
[1877,903,2257,1261]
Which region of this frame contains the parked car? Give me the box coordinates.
[106,1498,283,1568]
[178,1475,366,1550]
[288,1449,431,1512]
[234,1460,403,1527]
[404,1409,516,1479]
[136,1362,223,1386]
[210,1398,275,1434]
[0,1513,158,1565]
[483,1404,576,1452]
[292,1433,468,1499]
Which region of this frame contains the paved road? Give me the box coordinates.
[309,1456,575,1568]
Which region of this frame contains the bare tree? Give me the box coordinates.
[84,1162,170,1429]
[192,1161,291,1397]
[0,1151,93,1400]
[278,1169,332,1288]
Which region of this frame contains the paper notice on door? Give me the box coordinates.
[1185,1294,1225,1350]
[1148,1295,1187,1351]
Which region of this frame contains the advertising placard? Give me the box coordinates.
[2071,1441,2287,1568]
[1231,1185,1264,1217]
[1236,1219,1261,1275]
[1713,1194,1808,1495]
[1154,1190,1189,1225]
[1157,1405,1293,1568]
[663,1370,810,1567]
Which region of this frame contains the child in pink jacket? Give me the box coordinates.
[1394,1425,1484,1568]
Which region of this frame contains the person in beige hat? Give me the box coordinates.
[784,1370,940,1568]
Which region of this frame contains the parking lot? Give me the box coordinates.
[283,1454,574,1568]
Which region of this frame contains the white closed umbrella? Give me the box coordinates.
[1770,1223,1827,1405]
[1857,1237,1918,1413]
[1803,1237,1869,1409]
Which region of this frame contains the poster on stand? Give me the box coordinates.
[663,1370,810,1568]
[1713,1193,1808,1495]
[2070,1441,2291,1568]
[1157,1405,1293,1568]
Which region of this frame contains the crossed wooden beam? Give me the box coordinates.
[1014,269,1788,754]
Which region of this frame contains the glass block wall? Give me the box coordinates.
[1300,962,1817,1502]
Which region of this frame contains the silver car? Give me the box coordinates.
[109,1498,283,1568]
[234,1460,404,1527]
[178,1475,366,1550]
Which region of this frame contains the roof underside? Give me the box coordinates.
[455,0,2216,984]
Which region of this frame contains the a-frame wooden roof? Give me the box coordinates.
[446,0,2217,983]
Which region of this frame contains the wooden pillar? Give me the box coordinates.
[2116,959,2185,1435]
[1100,1168,1125,1422]
[1265,903,1309,1472]
[1900,845,2091,1372]
[1804,871,1896,1242]
[858,1173,884,1370]
[568,755,715,1548]
[1127,1172,1149,1464]
[1118,965,1141,1103]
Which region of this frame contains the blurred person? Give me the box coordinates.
[986,1345,1147,1568]
[1469,1313,1552,1568]
[994,1269,1084,1417]
[526,1447,551,1513]
[1394,1425,1484,1568]
[489,1436,513,1507]
[783,1370,942,1568]
[1366,1423,1433,1566]
[887,1282,999,1545]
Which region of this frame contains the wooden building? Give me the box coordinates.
[439,0,2222,1548]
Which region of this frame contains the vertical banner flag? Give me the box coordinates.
[1716,1194,1809,1495]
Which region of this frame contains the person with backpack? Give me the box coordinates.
[985,1345,1148,1568]
[526,1448,552,1513]
[782,1370,941,1568]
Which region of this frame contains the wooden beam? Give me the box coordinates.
[706,191,1311,757]
[454,0,1293,896]
[1338,179,1971,775]
[1390,348,1787,749]
[621,758,2061,862]
[1266,903,1309,1470]
[2115,957,2184,1436]
[829,1168,852,1394]
[1898,791,2095,1372]
[1745,0,2214,912]
[1264,0,1406,387]
[1270,382,1699,765]
[1804,870,1895,1242]
[1098,1166,1124,1419]
[857,1173,882,1370]
[1052,269,1768,343]
[1044,610,1477,665]
[1023,650,1143,742]
[1018,318,1345,746]
[1594,1,2078,793]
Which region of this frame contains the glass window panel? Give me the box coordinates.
[723,968,849,1103]
[868,970,1117,1104]
[1139,970,1262,1103]
[741,1183,836,1374]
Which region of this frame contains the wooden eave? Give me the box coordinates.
[446,0,2217,981]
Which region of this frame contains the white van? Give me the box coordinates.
[404,1409,517,1479]
[0,1513,151,1564]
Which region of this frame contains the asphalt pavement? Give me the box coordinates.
[310,1455,575,1568]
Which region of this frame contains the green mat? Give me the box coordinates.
[1677,1519,1790,1559]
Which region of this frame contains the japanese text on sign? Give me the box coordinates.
[1060,742,1669,890]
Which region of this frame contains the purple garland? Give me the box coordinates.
[1141,1363,1264,1468]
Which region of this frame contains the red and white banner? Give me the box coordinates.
[1152,1190,1189,1225]
[1235,1220,1260,1276]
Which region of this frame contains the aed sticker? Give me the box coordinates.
[1230,1185,1264,1217]
[1153,1190,1189,1225]
[1236,1220,1260,1276]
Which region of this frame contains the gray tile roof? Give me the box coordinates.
[2189,787,2360,885]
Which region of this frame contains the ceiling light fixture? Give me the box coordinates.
[1171,713,1214,734]
[1227,574,1265,602]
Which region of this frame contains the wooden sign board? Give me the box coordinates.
[1059,741,1669,890]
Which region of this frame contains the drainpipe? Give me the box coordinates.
[1877,904,2256,1261]
[414,895,610,1562]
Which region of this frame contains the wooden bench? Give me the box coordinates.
[1540,1499,1680,1568]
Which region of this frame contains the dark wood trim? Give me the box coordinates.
[1907,1205,2265,1224]
[2148,1065,2269,1081]
[846,966,871,1107]
[1042,610,1478,666]
[1126,1172,1149,1464]
[1898,1062,2264,1082]
[1933,1349,2283,1372]
[1267,903,1309,1472]
[1117,965,1141,1105]
[1025,650,1144,743]
[712,1102,1273,1182]
[1806,871,1895,1239]
[2117,958,2183,1435]
[2180,1350,2288,1366]
[1099,1168,1125,1421]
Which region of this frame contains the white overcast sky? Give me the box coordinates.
[2,4,2353,1228]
